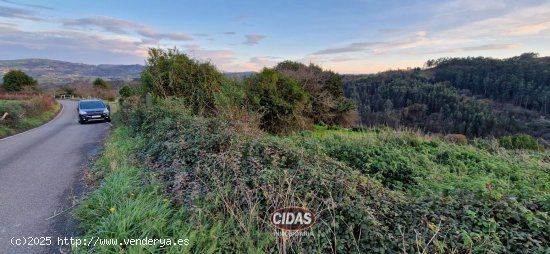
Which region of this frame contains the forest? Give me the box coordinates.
[344,53,550,141]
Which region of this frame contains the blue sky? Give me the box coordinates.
[0,0,549,73]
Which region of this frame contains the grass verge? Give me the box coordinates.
[0,99,61,139]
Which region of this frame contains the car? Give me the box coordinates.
[77,99,111,124]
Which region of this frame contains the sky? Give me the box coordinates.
[0,0,549,74]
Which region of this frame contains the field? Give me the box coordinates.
[74,101,549,253]
[0,96,60,138]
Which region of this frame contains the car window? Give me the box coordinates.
[80,101,105,109]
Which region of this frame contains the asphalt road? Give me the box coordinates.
[0,100,110,253]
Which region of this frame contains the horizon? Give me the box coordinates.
[1,0,550,74]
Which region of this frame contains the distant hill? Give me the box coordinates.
[343,53,550,141]
[0,59,143,85]
[0,59,258,86]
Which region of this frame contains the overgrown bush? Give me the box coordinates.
[0,101,24,126]
[245,68,310,134]
[499,134,544,151]
[140,48,224,115]
[2,70,37,92]
[97,101,550,253]
[275,61,358,127]
[444,134,468,144]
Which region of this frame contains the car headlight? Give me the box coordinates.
[79,110,87,115]
[103,109,109,114]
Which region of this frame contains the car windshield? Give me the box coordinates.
[80,101,105,109]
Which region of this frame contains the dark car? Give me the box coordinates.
[77,99,111,124]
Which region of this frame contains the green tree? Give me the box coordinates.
[140,48,224,115]
[119,85,132,98]
[93,78,110,89]
[2,70,37,92]
[246,68,310,134]
[274,61,357,126]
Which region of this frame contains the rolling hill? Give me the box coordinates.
[0,59,143,85]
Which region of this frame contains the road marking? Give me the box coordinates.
[106,122,113,127]
[0,102,65,142]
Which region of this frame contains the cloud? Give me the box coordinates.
[0,25,150,63]
[223,32,236,35]
[62,16,138,34]
[249,56,280,67]
[438,3,550,39]
[425,43,521,54]
[183,44,236,67]
[0,0,52,10]
[243,34,266,46]
[62,16,192,41]
[0,6,43,21]
[311,31,430,55]
[136,28,192,41]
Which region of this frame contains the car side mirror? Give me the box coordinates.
[107,105,111,110]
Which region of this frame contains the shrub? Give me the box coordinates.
[275,61,357,126]
[118,85,132,98]
[444,133,468,144]
[93,78,110,89]
[0,102,24,126]
[24,95,55,117]
[2,70,37,92]
[103,102,550,253]
[246,68,310,134]
[499,134,544,151]
[140,48,224,115]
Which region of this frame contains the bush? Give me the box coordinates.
[140,48,224,115]
[118,85,132,98]
[93,78,110,89]
[499,134,544,151]
[107,101,550,253]
[2,70,37,92]
[444,134,468,144]
[246,68,310,134]
[0,102,24,126]
[24,95,55,117]
[275,61,357,126]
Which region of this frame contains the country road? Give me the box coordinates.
[0,100,110,253]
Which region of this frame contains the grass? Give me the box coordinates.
[75,110,549,253]
[0,99,60,138]
[75,128,264,253]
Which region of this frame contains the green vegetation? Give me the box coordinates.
[246,68,310,133]
[76,49,549,253]
[275,61,357,127]
[2,70,37,92]
[0,96,60,138]
[92,78,111,90]
[499,134,544,151]
[140,48,224,115]
[344,53,550,141]
[119,85,132,98]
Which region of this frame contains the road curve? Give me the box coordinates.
[0,100,110,253]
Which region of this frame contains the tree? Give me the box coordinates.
[2,70,37,92]
[246,68,310,134]
[274,61,357,126]
[140,48,224,115]
[93,78,110,89]
[119,85,132,98]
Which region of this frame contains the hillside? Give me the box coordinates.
[0,59,143,85]
[344,53,550,142]
[71,49,549,253]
